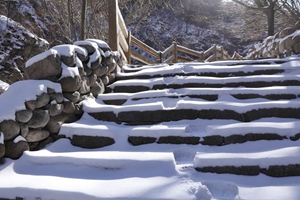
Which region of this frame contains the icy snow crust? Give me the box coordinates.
[0,80,61,122]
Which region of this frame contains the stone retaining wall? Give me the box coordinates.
[246,21,300,59]
[0,39,124,159]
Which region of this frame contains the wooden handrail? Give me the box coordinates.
[131,36,160,59]
[108,0,241,65]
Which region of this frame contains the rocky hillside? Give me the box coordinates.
[126,8,251,56]
[0,0,265,57]
[0,15,48,84]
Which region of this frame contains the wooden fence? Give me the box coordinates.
[108,0,241,64]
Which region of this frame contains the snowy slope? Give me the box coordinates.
[1,57,300,200]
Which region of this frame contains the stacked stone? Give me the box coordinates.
[0,86,65,159]
[1,39,124,160]
[246,21,300,59]
[0,39,124,160]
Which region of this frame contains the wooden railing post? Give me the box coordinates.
[199,52,204,61]
[108,0,119,52]
[213,45,217,61]
[172,41,178,63]
[220,46,224,60]
[159,51,163,63]
[126,30,131,64]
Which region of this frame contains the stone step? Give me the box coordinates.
[22,149,176,172]
[59,115,300,147]
[99,86,300,105]
[127,121,300,146]
[117,59,300,80]
[83,98,300,125]
[121,57,295,73]
[106,74,300,93]
[193,146,300,177]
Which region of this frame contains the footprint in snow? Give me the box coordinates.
[195,181,241,200]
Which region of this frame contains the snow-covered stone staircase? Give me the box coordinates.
[60,56,300,177]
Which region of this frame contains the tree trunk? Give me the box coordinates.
[266,1,276,36]
[80,0,87,40]
[68,0,77,41]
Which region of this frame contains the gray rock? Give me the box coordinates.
[25,100,36,110]
[63,91,81,103]
[195,165,260,176]
[108,62,117,74]
[15,109,33,123]
[0,120,20,140]
[52,44,87,67]
[0,143,4,158]
[83,65,93,76]
[157,136,200,145]
[20,123,29,138]
[46,115,65,134]
[78,65,85,77]
[90,56,101,70]
[88,74,97,87]
[101,76,109,85]
[25,129,50,142]
[24,50,62,80]
[4,137,29,159]
[284,36,294,50]
[90,81,105,97]
[85,39,111,52]
[35,93,50,108]
[50,92,64,103]
[93,66,108,77]
[63,101,75,114]
[77,44,96,55]
[26,109,50,129]
[294,43,300,54]
[48,103,64,117]
[261,164,300,177]
[278,40,286,54]
[279,27,296,38]
[59,76,82,92]
[293,35,300,44]
[61,53,76,67]
[71,135,115,149]
[47,87,56,94]
[78,77,90,95]
[200,135,224,146]
[128,136,157,146]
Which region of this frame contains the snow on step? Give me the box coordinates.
[122,56,300,73]
[193,146,300,177]
[23,149,176,171]
[118,59,300,79]
[194,146,300,168]
[205,121,300,138]
[99,86,300,102]
[108,74,300,93]
[83,98,300,114]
